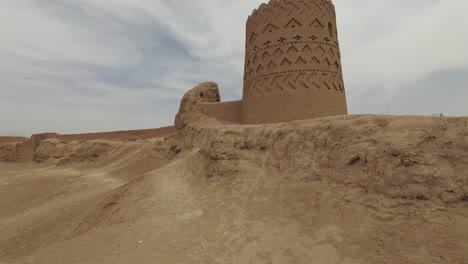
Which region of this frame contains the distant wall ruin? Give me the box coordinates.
[31,133,60,148]
[0,127,176,163]
[0,137,27,145]
[0,137,27,163]
[17,139,35,163]
[56,127,176,142]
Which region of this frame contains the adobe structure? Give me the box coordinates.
[179,0,348,125]
[0,128,177,163]
[1,0,348,163]
[242,0,348,123]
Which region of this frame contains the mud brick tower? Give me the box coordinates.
[242,0,348,124]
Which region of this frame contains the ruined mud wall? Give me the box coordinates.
[56,126,176,142]
[31,133,59,141]
[0,127,176,163]
[31,133,60,148]
[0,137,27,144]
[0,139,36,163]
[199,100,243,124]
[0,143,19,162]
[0,137,28,163]
[17,139,35,163]
[242,0,348,124]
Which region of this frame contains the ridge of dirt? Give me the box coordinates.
[0,115,467,264]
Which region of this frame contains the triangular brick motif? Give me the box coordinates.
[285,18,302,28]
[310,18,324,28]
[295,57,307,65]
[262,51,270,59]
[256,64,264,73]
[323,58,331,68]
[280,58,292,67]
[315,46,326,56]
[273,48,284,57]
[287,46,299,55]
[267,61,277,70]
[263,23,279,33]
[301,45,313,54]
[328,47,335,56]
[310,56,320,65]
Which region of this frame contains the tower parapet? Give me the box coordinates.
[242,0,348,124]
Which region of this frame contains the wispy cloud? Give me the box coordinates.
[0,0,467,135]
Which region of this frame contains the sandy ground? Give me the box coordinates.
[0,115,467,263]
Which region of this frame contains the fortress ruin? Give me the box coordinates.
[185,0,349,125]
[1,0,349,163]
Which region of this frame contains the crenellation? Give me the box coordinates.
[249,0,335,20]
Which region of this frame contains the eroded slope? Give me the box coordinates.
[0,115,467,264]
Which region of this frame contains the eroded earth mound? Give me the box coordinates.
[1,115,467,263]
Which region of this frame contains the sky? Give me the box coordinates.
[1,0,467,136]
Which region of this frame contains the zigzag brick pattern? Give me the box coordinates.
[242,0,348,124]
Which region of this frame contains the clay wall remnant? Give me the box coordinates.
[17,139,35,163]
[56,127,176,142]
[0,143,20,163]
[199,100,243,124]
[0,137,27,145]
[0,127,177,164]
[31,133,60,147]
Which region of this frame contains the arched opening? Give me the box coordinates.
[328,22,334,38]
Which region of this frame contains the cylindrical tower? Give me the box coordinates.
[242,0,348,124]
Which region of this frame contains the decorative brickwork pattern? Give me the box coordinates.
[242,0,348,124]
